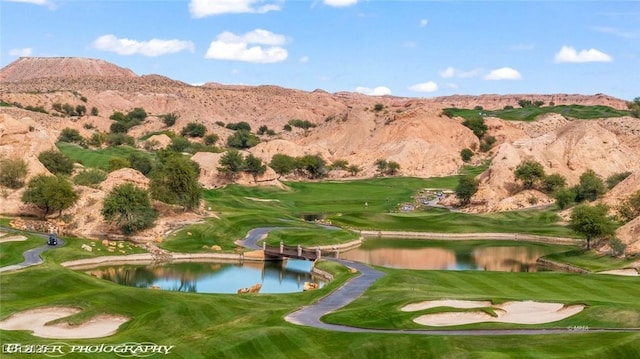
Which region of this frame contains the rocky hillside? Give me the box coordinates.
[0,57,136,82]
[1,57,639,251]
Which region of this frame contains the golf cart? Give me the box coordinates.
[47,233,58,246]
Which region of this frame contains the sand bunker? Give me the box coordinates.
[244,197,280,202]
[598,269,639,276]
[0,235,27,243]
[0,307,130,339]
[405,300,585,326]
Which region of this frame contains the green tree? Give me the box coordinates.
[169,136,192,153]
[58,128,83,143]
[618,190,640,223]
[570,203,615,249]
[386,161,400,176]
[127,107,148,122]
[101,183,157,234]
[75,105,87,116]
[455,175,479,206]
[257,125,269,135]
[0,158,28,189]
[554,188,576,210]
[460,148,473,163]
[38,150,74,176]
[160,113,178,127]
[108,157,130,172]
[226,130,260,149]
[330,159,349,171]
[181,122,207,138]
[128,152,153,175]
[90,107,99,116]
[348,164,361,176]
[74,169,107,187]
[575,169,606,202]
[22,175,79,217]
[541,173,567,194]
[374,159,388,175]
[110,121,129,134]
[297,154,327,179]
[225,122,251,131]
[218,149,245,178]
[373,103,384,112]
[462,117,488,138]
[627,97,640,118]
[514,160,546,190]
[269,154,296,176]
[606,171,632,189]
[244,154,266,181]
[150,156,201,210]
[203,133,219,146]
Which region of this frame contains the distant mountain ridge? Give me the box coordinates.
[0,57,137,82]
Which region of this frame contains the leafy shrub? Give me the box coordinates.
[0,158,28,189]
[58,128,83,144]
[38,150,74,175]
[74,169,107,186]
[181,122,207,137]
[460,148,473,162]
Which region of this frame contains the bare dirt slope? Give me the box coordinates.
[1,57,638,245]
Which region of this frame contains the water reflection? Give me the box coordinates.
[87,260,326,294]
[340,240,564,272]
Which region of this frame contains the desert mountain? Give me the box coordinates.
[1,57,639,247]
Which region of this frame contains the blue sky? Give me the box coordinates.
[1,0,638,100]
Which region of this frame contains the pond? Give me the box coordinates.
[86,259,326,294]
[339,239,572,272]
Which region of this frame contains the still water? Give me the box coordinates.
[339,239,569,272]
[87,259,326,294]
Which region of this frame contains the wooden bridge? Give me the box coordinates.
[263,242,320,261]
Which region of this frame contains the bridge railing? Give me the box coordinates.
[263,243,319,260]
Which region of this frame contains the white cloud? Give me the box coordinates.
[92,35,195,57]
[554,46,613,63]
[205,29,288,63]
[402,41,417,48]
[217,29,286,46]
[419,19,428,27]
[408,81,438,93]
[299,56,309,63]
[9,48,32,56]
[324,0,358,7]
[355,86,392,96]
[189,0,280,17]
[438,66,482,79]
[484,67,522,80]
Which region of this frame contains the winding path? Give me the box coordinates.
[241,227,640,336]
[0,229,65,273]
[2,226,639,335]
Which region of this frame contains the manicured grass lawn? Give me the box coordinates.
[1,264,639,358]
[264,228,359,246]
[324,269,640,330]
[57,142,153,170]
[544,249,639,272]
[0,233,44,266]
[444,104,631,122]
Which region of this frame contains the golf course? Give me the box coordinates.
[1,175,639,358]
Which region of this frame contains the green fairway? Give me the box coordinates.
[57,142,154,170]
[0,233,44,266]
[1,263,639,358]
[444,104,631,122]
[544,249,639,272]
[324,269,640,330]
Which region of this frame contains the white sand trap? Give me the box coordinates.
[412,300,585,326]
[0,307,130,339]
[244,197,280,202]
[401,299,492,312]
[598,269,639,276]
[0,235,28,243]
